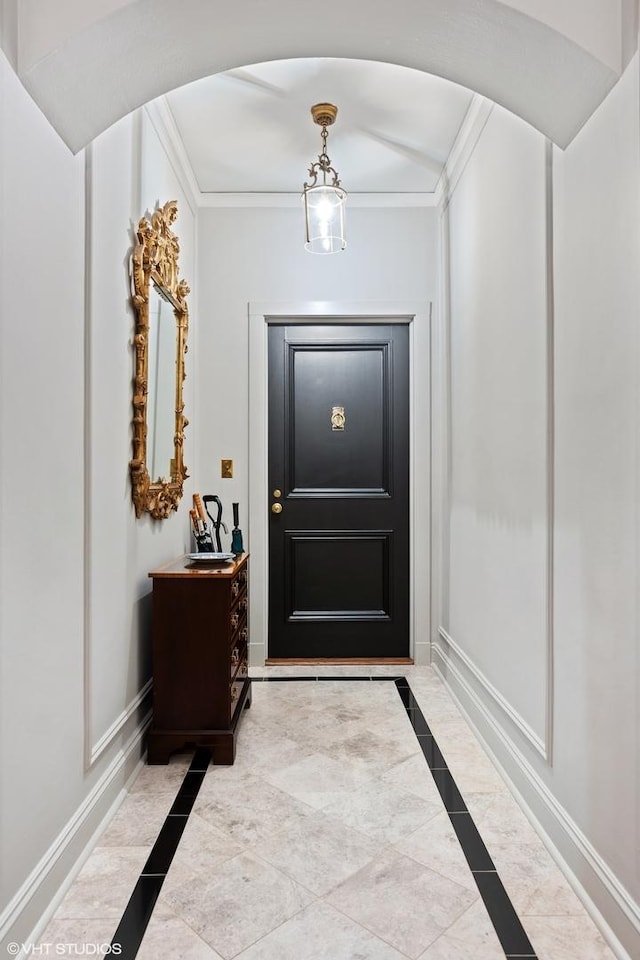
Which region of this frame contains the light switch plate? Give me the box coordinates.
[221,459,233,478]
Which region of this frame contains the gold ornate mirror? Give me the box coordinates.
[130,200,189,519]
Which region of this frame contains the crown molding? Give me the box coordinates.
[142,98,201,213]
[198,191,438,208]
[437,94,494,209]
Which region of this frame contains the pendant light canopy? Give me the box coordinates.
[302,103,347,254]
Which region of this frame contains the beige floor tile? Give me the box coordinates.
[393,811,477,891]
[251,703,374,754]
[412,691,464,722]
[98,792,174,846]
[235,900,407,960]
[435,741,508,796]
[35,918,119,954]
[194,774,315,844]
[230,721,316,774]
[380,753,442,803]
[170,812,245,875]
[423,717,474,743]
[488,840,586,917]
[129,756,191,795]
[325,848,477,958]
[53,847,150,919]
[321,779,443,843]
[252,805,380,895]
[464,791,539,846]
[327,726,418,777]
[417,900,504,959]
[263,752,375,809]
[163,851,315,959]
[136,910,224,960]
[523,915,618,960]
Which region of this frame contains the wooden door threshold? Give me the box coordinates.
[265,657,414,665]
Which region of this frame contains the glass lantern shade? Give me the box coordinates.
[303,184,347,254]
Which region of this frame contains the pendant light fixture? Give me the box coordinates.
[302,103,347,254]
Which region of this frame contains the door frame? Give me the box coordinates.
[248,300,431,666]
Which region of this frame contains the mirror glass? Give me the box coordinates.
[147,285,177,483]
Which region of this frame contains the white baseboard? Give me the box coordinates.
[0,718,149,956]
[432,649,640,960]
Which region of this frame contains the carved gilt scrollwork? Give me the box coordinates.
[130,200,190,520]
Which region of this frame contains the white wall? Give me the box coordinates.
[196,205,437,664]
[444,107,550,745]
[86,109,196,758]
[552,50,639,940]
[195,206,436,535]
[0,43,86,928]
[0,47,197,947]
[436,55,640,960]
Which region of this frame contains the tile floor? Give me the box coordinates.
[38,666,617,960]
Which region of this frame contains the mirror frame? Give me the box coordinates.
[130,200,190,520]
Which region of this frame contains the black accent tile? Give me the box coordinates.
[396,686,422,710]
[264,675,316,681]
[417,734,447,768]
[176,770,207,797]
[448,812,495,871]
[373,675,404,682]
[474,872,537,957]
[141,815,190,876]
[110,875,164,960]
[326,675,374,681]
[405,709,432,736]
[189,747,211,771]
[429,767,468,812]
[394,677,410,688]
[167,793,196,816]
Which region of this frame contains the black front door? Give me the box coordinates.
[268,323,410,659]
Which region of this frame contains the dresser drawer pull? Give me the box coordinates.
[240,568,248,584]
[239,597,248,613]
[231,580,240,598]
[240,626,249,642]
[230,612,240,630]
[231,684,240,704]
[231,646,240,665]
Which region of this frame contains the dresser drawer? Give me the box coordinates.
[230,565,248,601]
[230,639,248,679]
[230,677,245,719]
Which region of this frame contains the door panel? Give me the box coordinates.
[291,345,388,493]
[268,323,409,659]
[287,532,391,618]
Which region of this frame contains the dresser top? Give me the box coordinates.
[149,553,248,579]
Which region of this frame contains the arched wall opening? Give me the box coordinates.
[6,0,624,152]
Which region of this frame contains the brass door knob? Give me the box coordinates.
[273,488,282,498]
[271,502,283,514]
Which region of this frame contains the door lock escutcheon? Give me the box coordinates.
[272,488,282,498]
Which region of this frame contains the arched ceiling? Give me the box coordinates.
[6,0,623,153]
[164,59,475,194]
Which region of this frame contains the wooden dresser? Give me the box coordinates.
[146,553,251,764]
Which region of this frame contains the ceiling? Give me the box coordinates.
[164,59,476,195]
